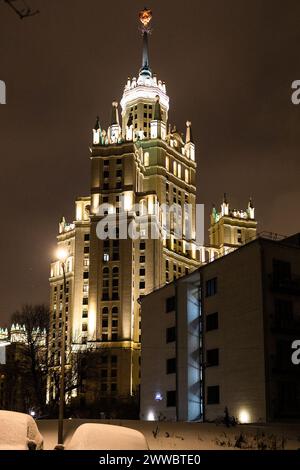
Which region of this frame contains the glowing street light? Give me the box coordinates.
[56,247,68,263]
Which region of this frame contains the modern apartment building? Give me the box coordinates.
[140,233,300,423]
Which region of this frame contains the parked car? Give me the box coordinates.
[57,423,148,450]
[0,411,43,450]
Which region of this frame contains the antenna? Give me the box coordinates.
[3,0,39,19]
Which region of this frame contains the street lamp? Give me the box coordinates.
[56,247,68,445]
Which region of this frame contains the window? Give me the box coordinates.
[140,256,145,263]
[166,156,170,171]
[144,152,150,166]
[111,383,117,392]
[206,348,219,367]
[101,383,108,392]
[206,277,217,297]
[206,312,218,331]
[111,355,117,364]
[116,169,122,177]
[140,241,146,250]
[84,246,89,254]
[116,182,122,189]
[101,369,108,378]
[177,164,182,179]
[273,259,291,281]
[207,385,220,404]
[82,311,88,318]
[82,297,88,305]
[173,161,177,176]
[83,272,89,279]
[102,307,109,315]
[117,159,122,165]
[185,169,189,183]
[166,326,176,343]
[166,296,175,313]
[166,390,176,407]
[111,369,117,378]
[84,234,90,242]
[101,356,108,364]
[166,358,176,374]
[103,253,109,262]
[139,281,145,289]
[112,306,118,316]
[112,333,118,341]
[82,323,88,332]
[103,170,109,178]
[139,268,146,276]
[104,160,109,167]
[103,183,109,190]
[102,319,108,328]
[112,319,118,328]
[275,299,293,325]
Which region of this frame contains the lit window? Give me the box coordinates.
[185,169,189,183]
[166,156,170,171]
[177,164,182,179]
[103,253,109,262]
[144,152,150,167]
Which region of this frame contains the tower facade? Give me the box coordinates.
[209,194,257,255]
[48,9,199,404]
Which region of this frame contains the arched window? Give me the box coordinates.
[102,307,109,315]
[112,267,119,300]
[102,267,109,300]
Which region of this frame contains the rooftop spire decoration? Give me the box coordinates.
[139,7,152,78]
[186,121,194,144]
[154,95,162,121]
[110,101,120,126]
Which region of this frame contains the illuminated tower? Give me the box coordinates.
[209,194,257,254]
[49,9,199,404]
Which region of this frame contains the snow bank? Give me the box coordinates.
[67,423,148,450]
[0,411,43,450]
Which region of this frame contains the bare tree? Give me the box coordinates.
[10,304,49,412]
[2,0,39,19]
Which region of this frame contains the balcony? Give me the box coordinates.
[271,317,300,335]
[270,274,300,296]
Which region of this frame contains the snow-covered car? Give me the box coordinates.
[0,410,43,450]
[61,423,148,450]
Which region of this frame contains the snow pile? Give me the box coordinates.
[0,411,43,450]
[67,423,148,450]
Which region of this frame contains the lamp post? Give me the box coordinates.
[56,248,68,445]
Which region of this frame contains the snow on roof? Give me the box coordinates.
[0,411,43,450]
[67,423,148,450]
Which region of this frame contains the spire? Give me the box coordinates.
[186,121,194,144]
[154,95,162,120]
[94,116,100,131]
[223,193,228,204]
[110,101,119,126]
[139,8,152,78]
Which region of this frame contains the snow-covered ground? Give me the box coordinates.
[37,419,300,450]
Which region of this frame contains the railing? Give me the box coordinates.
[270,274,300,296]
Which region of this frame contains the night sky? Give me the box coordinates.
[0,0,300,323]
